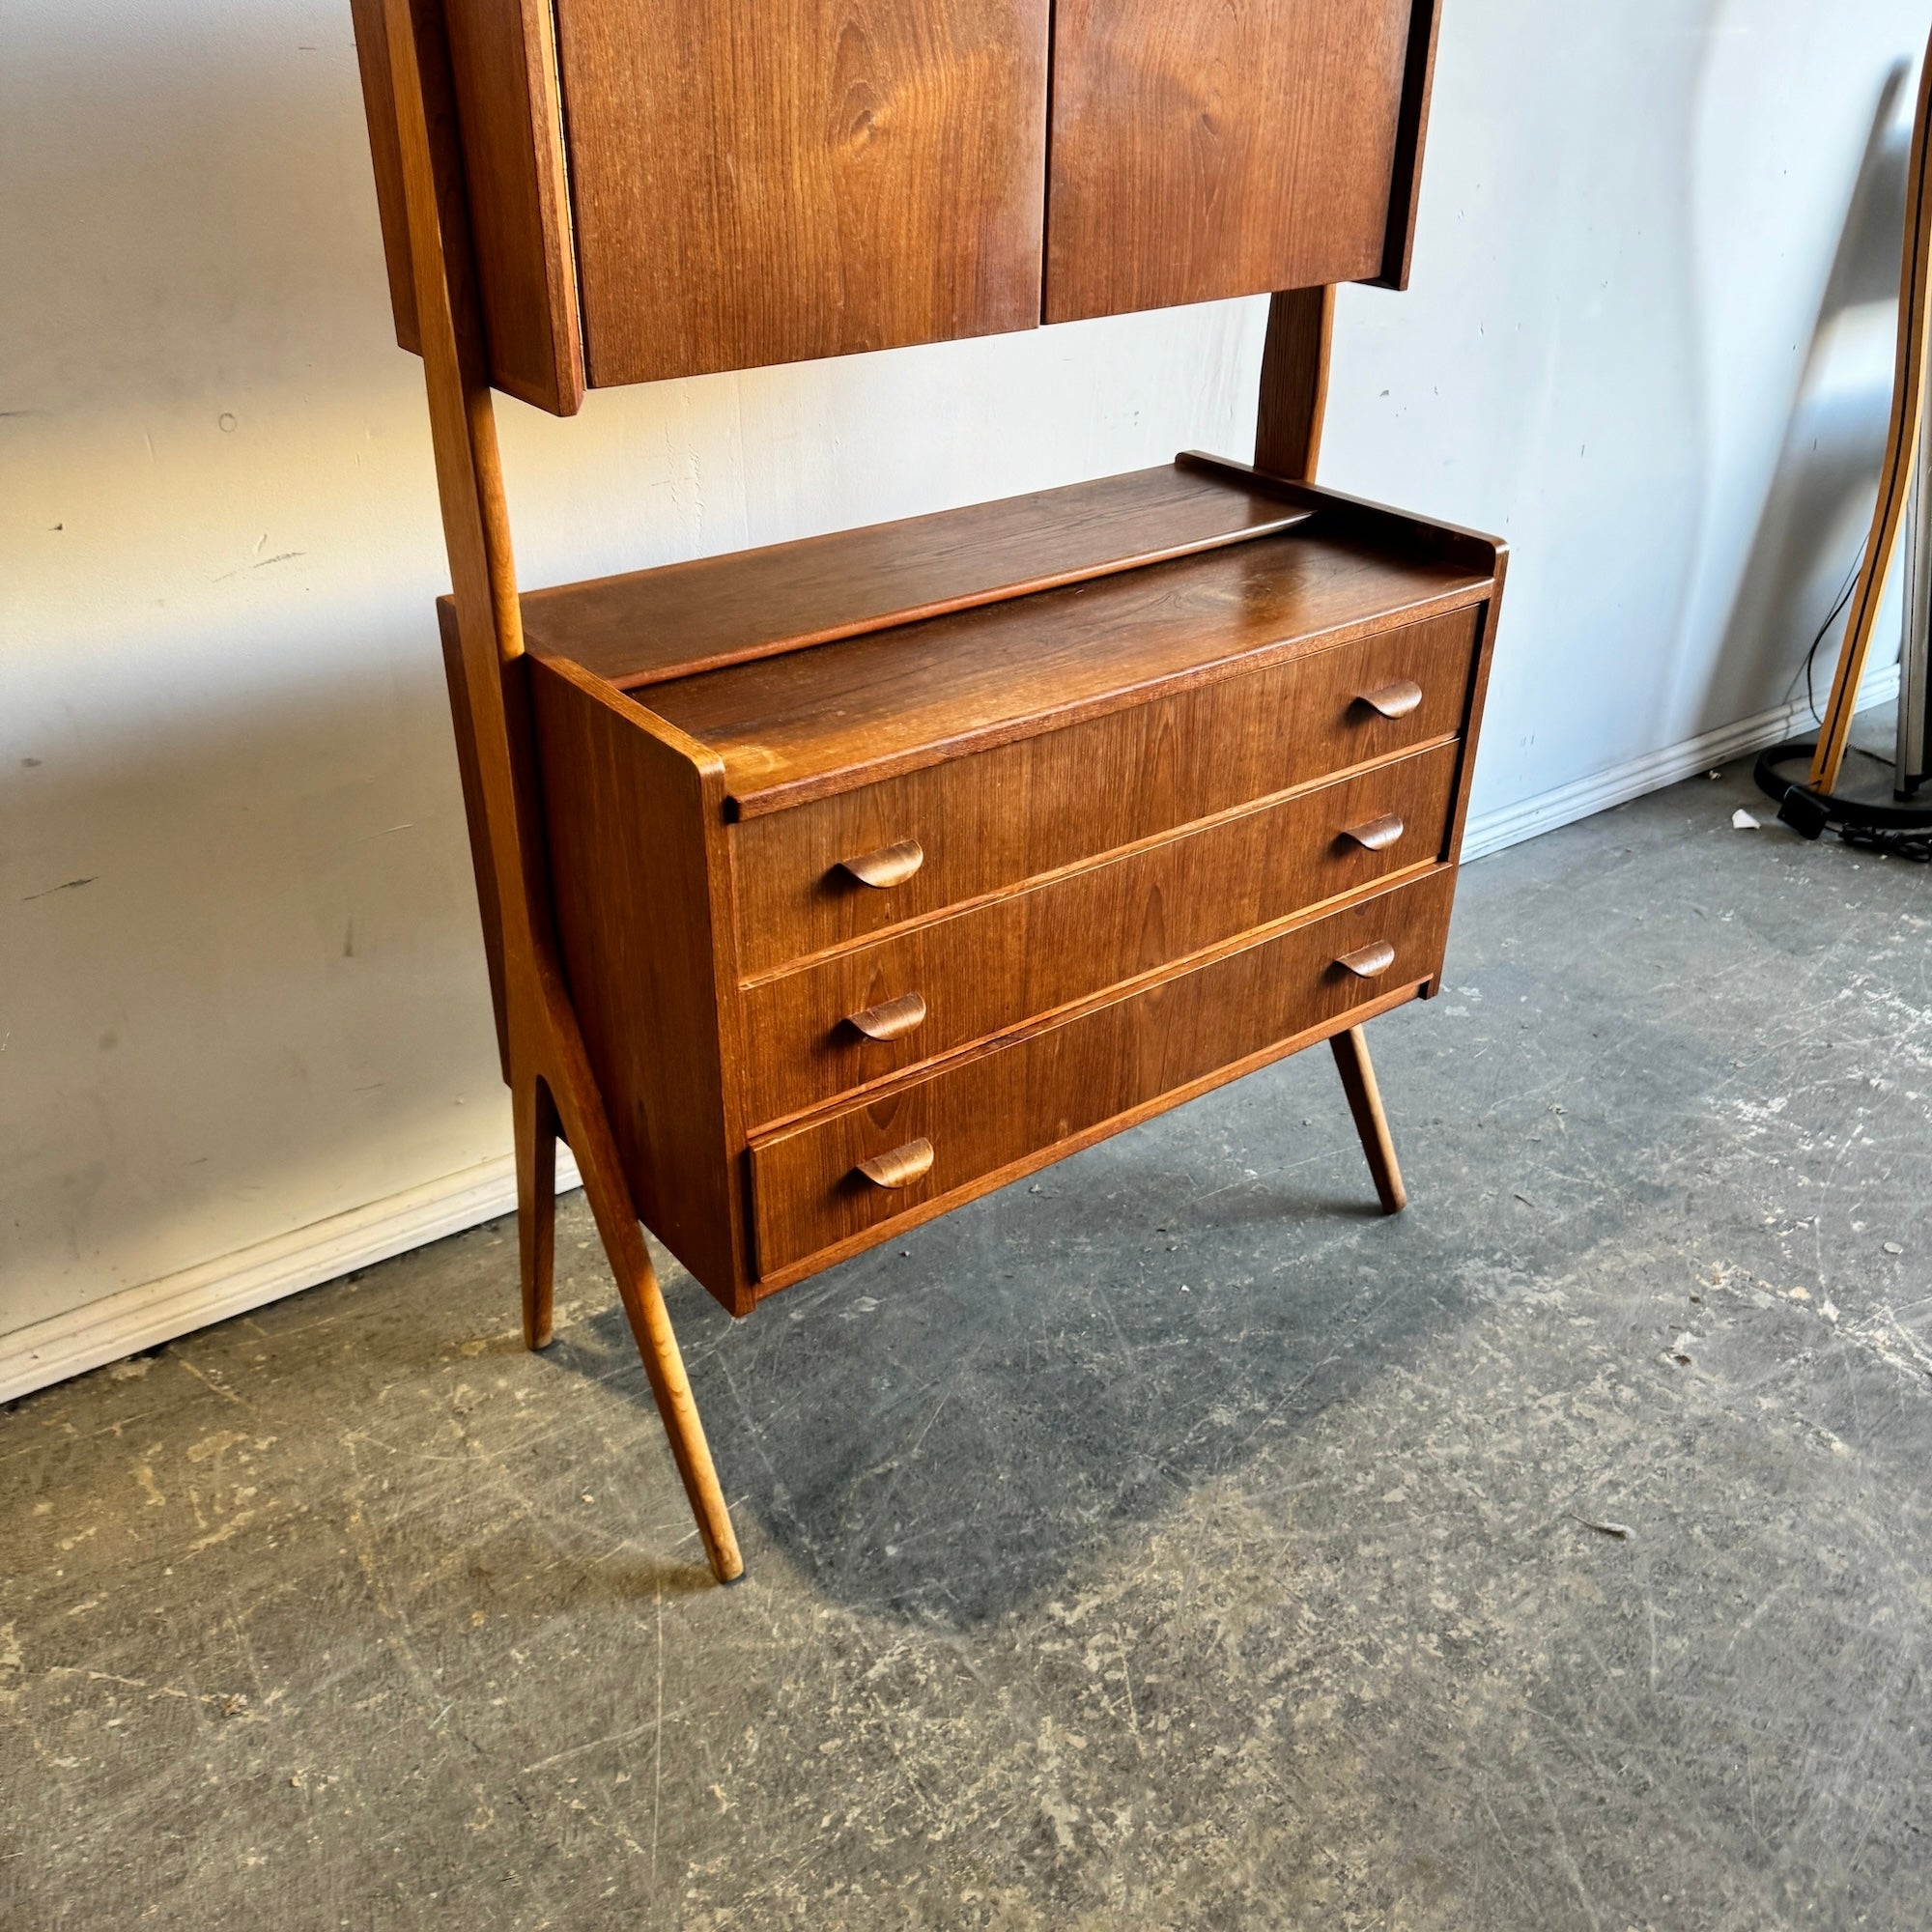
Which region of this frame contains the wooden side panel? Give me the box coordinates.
[1443,571,1510,867]
[528,658,751,1308]
[1044,0,1416,323]
[729,607,1482,975]
[441,0,583,414]
[347,0,582,411]
[554,0,1051,385]
[751,868,1456,1278]
[437,603,510,1083]
[740,741,1460,1127]
[349,0,422,351]
[1372,0,1445,290]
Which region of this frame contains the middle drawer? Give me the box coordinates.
[738,738,1460,1128]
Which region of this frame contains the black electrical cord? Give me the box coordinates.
[1793,553,1865,724]
[1841,818,1932,861]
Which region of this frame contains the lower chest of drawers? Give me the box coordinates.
[520,482,1504,1317]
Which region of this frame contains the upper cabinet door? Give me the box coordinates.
[555,0,1052,386]
[1044,0,1435,324]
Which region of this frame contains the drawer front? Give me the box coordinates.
[732,605,1480,976]
[740,740,1460,1128]
[750,868,1455,1277]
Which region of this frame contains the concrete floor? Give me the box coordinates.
[5,749,1931,1931]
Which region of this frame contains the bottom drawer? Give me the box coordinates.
[749,867,1456,1280]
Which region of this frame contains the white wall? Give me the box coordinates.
[4,0,1925,1391]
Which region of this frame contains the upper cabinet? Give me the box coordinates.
[1044,0,1432,322]
[351,0,1438,414]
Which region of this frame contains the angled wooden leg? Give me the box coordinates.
[544,1004,745,1583]
[607,1230,745,1585]
[513,1070,557,1350]
[1330,1024,1407,1215]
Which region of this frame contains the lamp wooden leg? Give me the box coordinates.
[514,1070,557,1350]
[1330,1024,1407,1215]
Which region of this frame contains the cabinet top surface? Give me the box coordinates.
[639,522,1491,815]
[518,464,1312,690]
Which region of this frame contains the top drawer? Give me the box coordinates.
[731,605,1478,976]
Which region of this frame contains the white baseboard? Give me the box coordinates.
[1460,667,1901,862]
[0,1146,581,1406]
[0,672,1904,1408]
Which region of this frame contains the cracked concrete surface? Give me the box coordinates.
[3,752,1930,1929]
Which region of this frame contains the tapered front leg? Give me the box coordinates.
[513,1071,558,1350]
[1330,1024,1408,1215]
[544,1011,745,1584]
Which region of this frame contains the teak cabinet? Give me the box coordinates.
[351,0,1499,1583]
[351,0,1439,411]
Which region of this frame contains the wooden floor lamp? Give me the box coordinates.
[1811,25,1932,794]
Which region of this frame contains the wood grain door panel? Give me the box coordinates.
[1044,0,1415,322]
[740,739,1460,1125]
[731,606,1480,975]
[749,867,1454,1277]
[554,0,1052,385]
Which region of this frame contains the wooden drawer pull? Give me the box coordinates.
[1336,941,1398,980]
[838,838,924,889]
[1358,679,1424,720]
[1341,812,1406,852]
[845,991,928,1041]
[854,1138,935,1190]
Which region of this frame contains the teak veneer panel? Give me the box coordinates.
[645,533,1490,813]
[750,867,1456,1276]
[516,465,1311,689]
[726,606,1484,976]
[1044,0,1418,322]
[554,0,1051,385]
[739,740,1461,1126]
